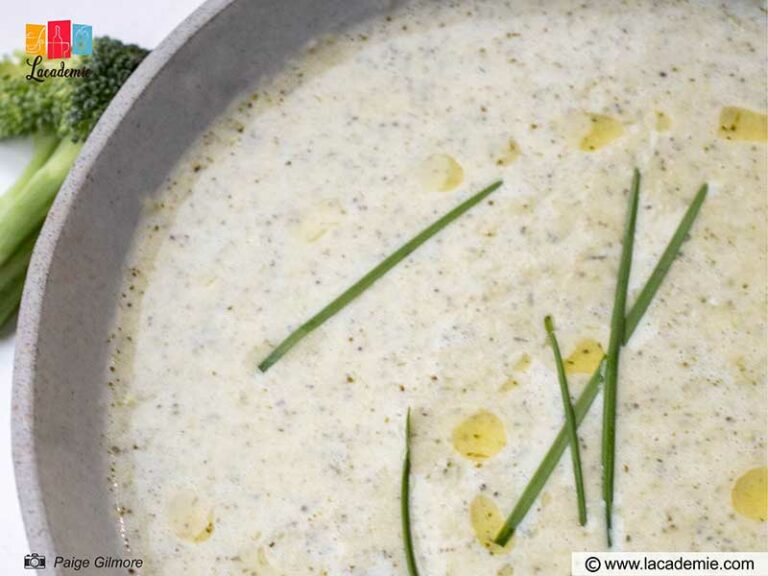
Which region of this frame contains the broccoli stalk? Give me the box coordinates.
[0,232,37,326]
[2,133,59,201]
[0,37,148,326]
[0,273,25,327]
[0,139,82,262]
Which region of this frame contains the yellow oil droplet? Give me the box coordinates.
[115,393,137,408]
[579,114,624,151]
[499,378,518,392]
[655,111,672,132]
[565,339,605,374]
[301,225,330,243]
[296,201,342,243]
[732,467,768,521]
[167,491,215,543]
[498,565,514,576]
[240,546,281,575]
[514,353,531,373]
[731,355,757,386]
[418,154,465,191]
[718,107,767,142]
[470,494,514,555]
[452,410,507,462]
[496,139,521,166]
[304,35,353,72]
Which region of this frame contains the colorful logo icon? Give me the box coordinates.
[25,21,92,59]
[72,24,93,56]
[47,20,71,59]
[25,24,46,57]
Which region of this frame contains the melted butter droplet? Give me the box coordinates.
[167,490,215,543]
[579,114,624,151]
[732,466,768,521]
[499,378,519,393]
[500,353,531,392]
[496,138,521,166]
[565,339,605,374]
[418,154,465,191]
[295,201,342,243]
[514,353,531,373]
[470,494,515,555]
[239,545,282,575]
[452,410,507,462]
[718,107,767,142]
[655,111,672,132]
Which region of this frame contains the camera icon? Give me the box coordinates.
[24,553,46,569]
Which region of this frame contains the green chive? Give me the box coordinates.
[402,408,420,576]
[544,315,587,526]
[602,168,641,546]
[258,180,503,372]
[494,362,603,546]
[623,184,708,341]
[495,178,708,546]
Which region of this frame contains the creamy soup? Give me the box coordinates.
[106,1,767,574]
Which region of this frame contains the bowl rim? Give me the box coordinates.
[11,0,235,556]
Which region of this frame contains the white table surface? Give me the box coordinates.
[0,2,205,573]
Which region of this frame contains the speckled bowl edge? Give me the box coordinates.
[10,0,234,557]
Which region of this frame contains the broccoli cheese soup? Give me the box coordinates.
[106,1,767,574]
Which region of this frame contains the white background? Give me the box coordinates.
[0,2,205,573]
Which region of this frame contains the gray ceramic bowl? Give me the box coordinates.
[12,0,393,572]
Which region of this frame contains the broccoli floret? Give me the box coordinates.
[0,37,148,326]
[0,37,148,141]
[0,52,67,139]
[62,37,149,141]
